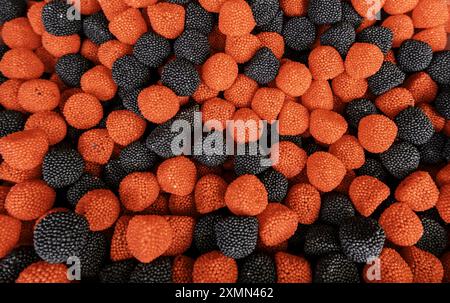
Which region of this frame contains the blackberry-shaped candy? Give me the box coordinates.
[112,55,151,90]
[42,148,84,189]
[356,157,388,181]
[395,107,434,146]
[0,0,27,24]
[344,98,378,129]
[357,26,393,55]
[368,62,406,96]
[314,253,360,283]
[193,131,228,168]
[308,0,342,25]
[279,135,302,147]
[282,17,316,51]
[320,22,356,57]
[397,40,433,73]
[416,217,447,256]
[244,47,280,85]
[78,232,107,279]
[248,0,279,26]
[258,169,288,202]
[442,138,450,162]
[234,144,270,176]
[380,141,420,179]
[258,10,284,33]
[338,217,385,263]
[419,133,446,164]
[119,141,158,174]
[129,257,172,283]
[33,212,89,264]
[166,0,191,3]
[341,1,363,28]
[174,30,210,65]
[238,253,276,283]
[426,51,450,85]
[184,2,214,35]
[161,58,200,96]
[118,87,143,116]
[55,54,91,87]
[435,91,450,119]
[0,246,39,283]
[66,174,106,208]
[193,213,223,253]
[304,224,341,257]
[102,158,128,189]
[99,260,137,283]
[303,141,324,156]
[133,32,171,68]
[215,216,258,259]
[0,110,25,137]
[320,192,356,225]
[42,1,82,36]
[82,12,114,45]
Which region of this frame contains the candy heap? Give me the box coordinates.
[0,0,449,283]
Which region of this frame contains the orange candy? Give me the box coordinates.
[126,215,173,263]
[351,0,386,18]
[309,109,348,145]
[275,61,312,97]
[375,88,415,119]
[147,3,185,39]
[110,215,133,261]
[363,248,413,283]
[27,2,46,35]
[271,141,307,179]
[123,0,157,8]
[345,43,384,79]
[329,135,365,170]
[413,25,448,52]
[68,0,102,15]
[109,8,148,45]
[412,0,449,29]
[331,72,368,102]
[257,203,298,247]
[382,15,414,47]
[308,46,344,80]
[275,252,312,283]
[194,174,227,214]
[0,162,41,184]
[97,40,132,69]
[5,180,55,221]
[157,156,197,196]
[230,108,262,143]
[202,53,238,91]
[106,110,147,146]
[257,32,285,59]
[77,129,114,165]
[63,93,103,130]
[98,0,129,21]
[42,32,81,58]
[193,251,238,283]
[0,214,21,258]
[202,97,236,131]
[18,79,60,113]
[199,0,227,13]
[379,202,424,246]
[225,34,261,64]
[0,48,44,80]
[119,172,160,212]
[163,216,195,256]
[301,80,334,111]
[76,189,120,231]
[224,74,258,108]
[0,129,48,171]
[2,17,41,50]
[80,65,117,101]
[349,176,390,217]
[218,0,255,37]
[138,85,180,124]
[306,152,346,192]
[16,262,70,283]
[436,184,450,223]
[358,114,398,154]
[278,100,310,136]
[401,246,444,283]
[395,171,439,212]
[225,174,268,216]
[0,79,24,111]
[285,183,321,224]
[172,255,194,283]
[383,0,419,15]
[251,87,285,123]
[168,194,196,217]
[25,111,67,146]
[280,0,309,17]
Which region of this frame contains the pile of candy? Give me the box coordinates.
[0,0,449,283]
